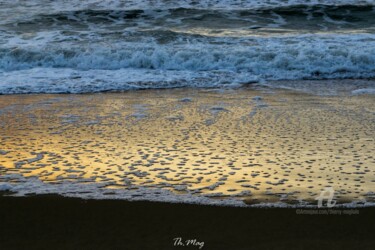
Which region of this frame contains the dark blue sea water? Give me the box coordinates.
[0,0,375,93]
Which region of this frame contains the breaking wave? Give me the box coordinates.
[1,1,375,93]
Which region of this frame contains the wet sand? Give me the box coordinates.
[0,86,375,249]
[0,195,375,250]
[0,86,374,205]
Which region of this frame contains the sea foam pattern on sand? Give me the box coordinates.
[0,87,374,207]
[1,1,375,93]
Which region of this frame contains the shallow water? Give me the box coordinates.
[0,86,374,206]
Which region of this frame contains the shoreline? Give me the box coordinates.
[0,86,374,206]
[1,78,375,96]
[1,195,375,250]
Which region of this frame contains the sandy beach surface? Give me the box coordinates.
[0,84,375,249]
[0,84,374,206]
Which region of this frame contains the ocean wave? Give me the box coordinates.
[1,1,374,26]
[1,1,375,94]
[2,0,374,12]
[1,34,375,88]
[4,5,375,35]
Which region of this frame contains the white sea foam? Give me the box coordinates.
[1,175,374,208]
[1,33,375,93]
[352,88,375,95]
[0,68,250,94]
[0,183,12,191]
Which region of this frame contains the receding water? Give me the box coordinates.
[0,86,374,206]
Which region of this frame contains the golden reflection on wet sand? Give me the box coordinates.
[0,87,374,205]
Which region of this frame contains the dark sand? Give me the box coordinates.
[0,195,374,250]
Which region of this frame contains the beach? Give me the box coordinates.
[1,84,374,206]
[1,84,374,250]
[1,1,375,249]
